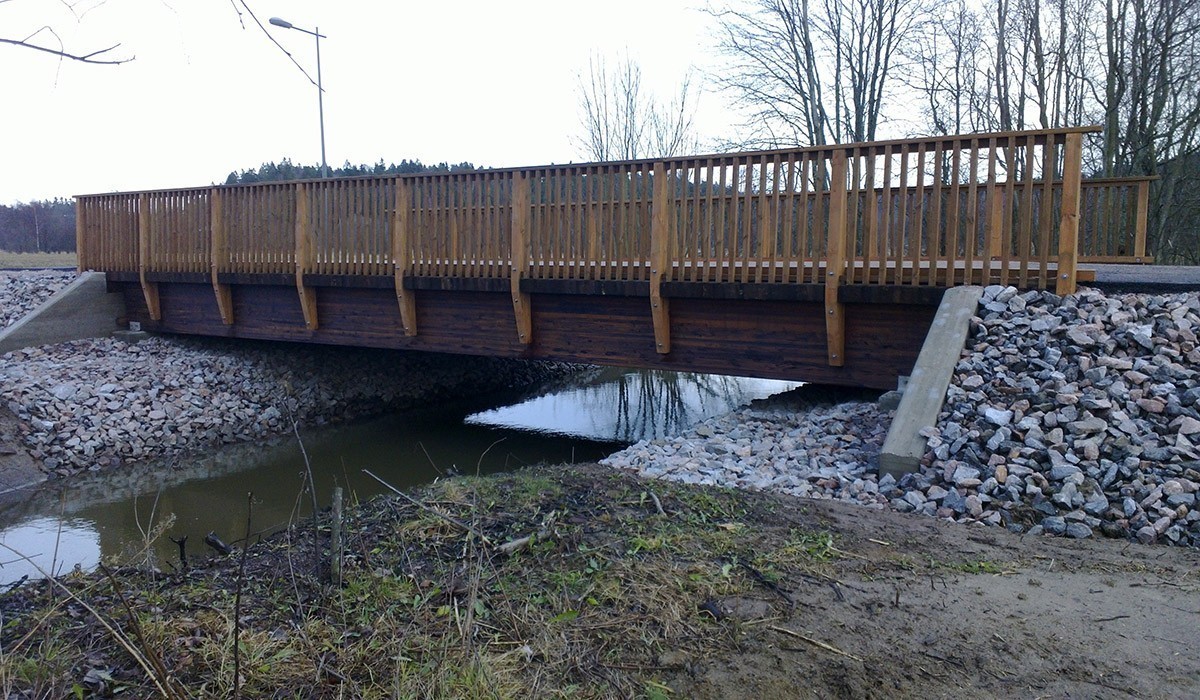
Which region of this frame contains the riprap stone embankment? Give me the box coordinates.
[605,285,1200,546]
[1,270,577,478]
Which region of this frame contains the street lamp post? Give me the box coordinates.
[269,17,328,178]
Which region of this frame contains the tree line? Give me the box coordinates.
[222,158,477,185]
[0,159,475,253]
[0,199,76,253]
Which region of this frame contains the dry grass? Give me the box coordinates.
[0,465,854,698]
[0,251,77,269]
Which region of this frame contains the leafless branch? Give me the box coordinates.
[0,34,131,64]
[234,0,318,88]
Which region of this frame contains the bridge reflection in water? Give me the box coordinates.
[0,369,796,583]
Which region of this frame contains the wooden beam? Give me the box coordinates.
[1133,178,1149,263]
[824,150,849,366]
[650,162,672,354]
[295,183,319,330]
[75,198,86,273]
[209,188,234,325]
[1056,133,1082,296]
[510,173,532,344]
[393,179,417,336]
[137,193,161,320]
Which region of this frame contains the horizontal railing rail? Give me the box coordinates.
[79,127,1144,363]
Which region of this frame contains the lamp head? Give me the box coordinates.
[268,17,293,29]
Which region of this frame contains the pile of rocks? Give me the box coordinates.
[1,335,575,478]
[602,391,892,503]
[914,285,1200,545]
[0,270,75,327]
[606,285,1200,547]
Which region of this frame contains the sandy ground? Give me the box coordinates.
[664,490,1200,699]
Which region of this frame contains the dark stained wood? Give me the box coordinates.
[114,280,934,390]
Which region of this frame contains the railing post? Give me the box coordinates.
[1134,179,1149,263]
[210,187,234,325]
[510,172,533,344]
[824,149,848,367]
[393,178,418,336]
[137,193,161,320]
[650,162,672,354]
[75,197,86,273]
[1056,132,1082,295]
[295,182,319,330]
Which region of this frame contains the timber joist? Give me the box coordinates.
[649,163,672,355]
[510,172,533,345]
[209,188,234,325]
[294,184,319,331]
[393,180,417,336]
[136,193,161,321]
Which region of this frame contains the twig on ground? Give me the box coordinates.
[169,535,188,571]
[738,561,795,608]
[648,490,666,516]
[233,491,253,700]
[497,512,559,556]
[205,532,233,556]
[96,562,185,698]
[771,625,863,662]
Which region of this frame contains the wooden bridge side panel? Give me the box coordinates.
[115,281,933,389]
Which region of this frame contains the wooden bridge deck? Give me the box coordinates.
[78,127,1148,390]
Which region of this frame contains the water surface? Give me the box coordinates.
[0,369,798,583]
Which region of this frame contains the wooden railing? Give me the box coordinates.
[78,127,1150,363]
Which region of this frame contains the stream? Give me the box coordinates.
[0,368,799,584]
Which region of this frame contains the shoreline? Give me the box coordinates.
[0,271,585,489]
[4,270,1198,549]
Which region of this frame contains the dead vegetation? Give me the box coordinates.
[1,463,1197,698]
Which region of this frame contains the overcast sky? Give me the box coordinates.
[1,0,733,204]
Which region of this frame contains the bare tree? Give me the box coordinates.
[1096,0,1200,261]
[905,0,1200,262]
[707,0,832,147]
[708,0,940,147]
[904,0,989,135]
[575,53,699,161]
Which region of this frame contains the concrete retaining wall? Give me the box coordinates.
[0,272,125,354]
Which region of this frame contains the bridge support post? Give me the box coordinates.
[649,162,672,355]
[393,180,417,336]
[137,193,161,321]
[510,173,532,344]
[209,188,234,325]
[1056,132,1082,296]
[294,183,319,331]
[824,150,848,366]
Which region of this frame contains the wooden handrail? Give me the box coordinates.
[78,126,1151,359]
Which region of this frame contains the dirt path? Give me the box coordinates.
[671,495,1199,699]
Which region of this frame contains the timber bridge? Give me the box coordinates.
[76,127,1152,390]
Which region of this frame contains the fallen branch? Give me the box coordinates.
[648,490,666,516]
[205,531,233,556]
[771,625,863,662]
[738,561,795,608]
[497,512,559,556]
